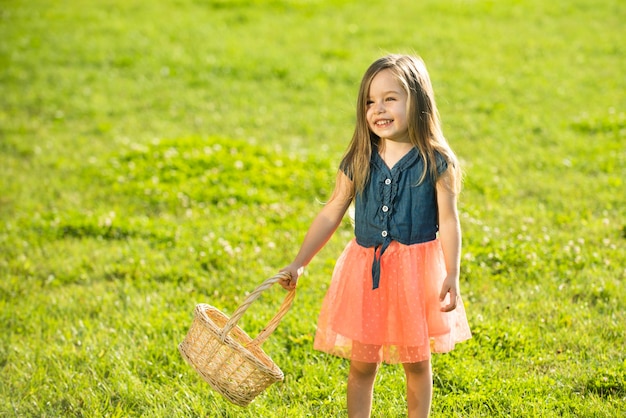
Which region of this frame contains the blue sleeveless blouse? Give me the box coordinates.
[350,146,447,289]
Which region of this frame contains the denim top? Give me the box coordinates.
[349,146,447,289]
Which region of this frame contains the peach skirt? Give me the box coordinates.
[313,238,471,364]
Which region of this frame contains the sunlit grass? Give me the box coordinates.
[1,0,625,416]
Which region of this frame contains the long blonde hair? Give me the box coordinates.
[340,54,461,196]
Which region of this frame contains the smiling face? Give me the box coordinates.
[366,68,410,143]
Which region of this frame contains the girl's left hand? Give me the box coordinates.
[439,274,460,312]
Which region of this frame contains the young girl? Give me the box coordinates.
[279,54,471,418]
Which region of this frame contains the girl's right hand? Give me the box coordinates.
[278,264,304,290]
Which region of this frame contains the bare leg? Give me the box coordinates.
[403,359,432,418]
[347,360,380,418]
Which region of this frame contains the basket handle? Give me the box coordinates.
[219,272,296,347]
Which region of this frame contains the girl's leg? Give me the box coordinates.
[402,359,433,418]
[347,360,380,418]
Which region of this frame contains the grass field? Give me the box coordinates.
[1,0,625,416]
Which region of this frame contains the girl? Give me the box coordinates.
[279,54,471,418]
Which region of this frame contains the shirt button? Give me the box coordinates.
[382,205,389,212]
[381,230,388,237]
[384,178,392,185]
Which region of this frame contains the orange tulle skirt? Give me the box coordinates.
[313,238,471,364]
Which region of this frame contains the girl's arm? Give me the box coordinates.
[436,171,462,312]
[279,171,354,290]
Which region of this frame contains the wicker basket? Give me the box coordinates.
[178,272,295,407]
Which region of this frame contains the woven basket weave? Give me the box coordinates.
[178,272,295,407]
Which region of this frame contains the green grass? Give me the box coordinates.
[1,0,625,416]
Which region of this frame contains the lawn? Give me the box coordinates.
[1,0,625,416]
